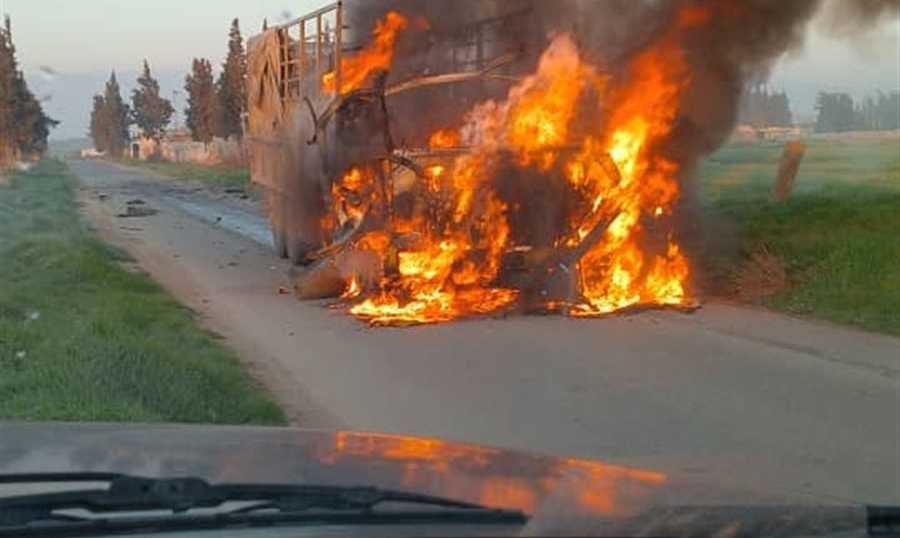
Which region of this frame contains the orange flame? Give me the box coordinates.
[332,166,376,226]
[347,149,518,326]
[429,128,462,149]
[331,7,704,325]
[340,275,362,299]
[503,37,604,170]
[322,11,409,95]
[567,10,694,316]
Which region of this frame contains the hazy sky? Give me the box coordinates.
[1,0,897,139]
[1,0,324,72]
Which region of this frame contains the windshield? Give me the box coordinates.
[1,1,898,537]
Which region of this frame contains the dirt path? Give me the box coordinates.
[71,159,900,504]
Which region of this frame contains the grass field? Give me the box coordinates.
[0,160,285,423]
[698,138,900,336]
[120,158,251,190]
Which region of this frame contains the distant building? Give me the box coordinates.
[129,127,246,165]
[731,124,812,143]
[80,148,106,159]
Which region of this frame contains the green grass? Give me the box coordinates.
[0,160,286,423]
[698,138,900,336]
[119,158,251,190]
[700,139,900,204]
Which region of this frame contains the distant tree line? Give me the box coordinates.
[739,85,793,128]
[815,91,900,133]
[88,18,247,153]
[0,16,57,165]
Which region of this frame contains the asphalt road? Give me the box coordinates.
[70,159,900,505]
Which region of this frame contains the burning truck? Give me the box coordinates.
[245,0,836,327]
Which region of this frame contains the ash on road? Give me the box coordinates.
[70,158,899,505]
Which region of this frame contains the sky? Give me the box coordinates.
[1,0,898,139]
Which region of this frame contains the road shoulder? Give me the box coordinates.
[74,159,340,428]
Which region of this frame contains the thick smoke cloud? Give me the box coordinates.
[819,0,900,36]
[342,0,896,254]
[664,0,895,154]
[348,0,895,145]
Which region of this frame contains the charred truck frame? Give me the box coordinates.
[246,1,694,325]
[248,2,536,260]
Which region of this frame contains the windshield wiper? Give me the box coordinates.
[0,473,527,536]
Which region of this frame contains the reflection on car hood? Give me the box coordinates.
[0,423,865,536]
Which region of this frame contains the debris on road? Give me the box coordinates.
[117,205,159,218]
[126,198,147,206]
[291,259,345,300]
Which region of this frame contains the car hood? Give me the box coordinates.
[0,423,865,536]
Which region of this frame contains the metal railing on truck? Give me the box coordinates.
[270,1,344,104]
[265,1,540,107]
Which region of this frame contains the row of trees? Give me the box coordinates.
[815,91,900,133]
[738,85,899,133]
[0,16,57,164]
[739,85,793,128]
[89,19,247,153]
[90,60,176,155]
[183,20,246,144]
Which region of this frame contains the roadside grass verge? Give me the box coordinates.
[0,160,286,423]
[698,138,900,336]
[118,158,251,190]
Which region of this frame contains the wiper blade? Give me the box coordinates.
[0,473,126,485]
[0,473,527,531]
[0,472,491,512]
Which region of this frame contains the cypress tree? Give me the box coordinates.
[216,18,247,139]
[131,60,174,141]
[184,58,218,144]
[0,16,56,163]
[102,71,131,155]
